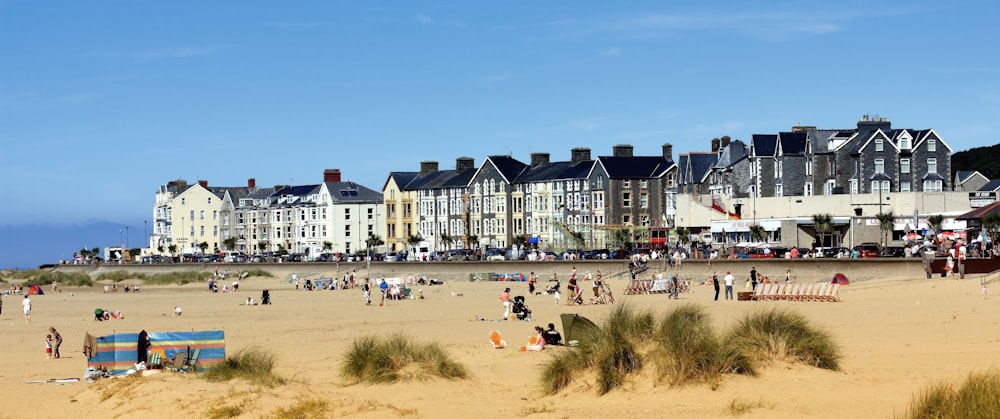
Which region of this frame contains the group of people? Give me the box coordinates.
[523,323,564,351]
[45,327,63,359]
[94,307,124,321]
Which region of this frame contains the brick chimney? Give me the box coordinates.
[612,144,633,157]
[721,136,731,149]
[571,148,592,165]
[247,178,256,189]
[711,138,720,152]
[323,169,341,183]
[420,161,439,174]
[530,153,550,168]
[198,180,208,189]
[456,157,475,172]
[662,143,673,161]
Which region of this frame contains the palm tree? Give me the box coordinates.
[612,228,633,251]
[927,214,944,241]
[168,244,177,257]
[812,213,833,248]
[440,233,453,252]
[223,237,237,251]
[406,234,423,260]
[197,241,209,255]
[675,226,690,247]
[749,225,767,242]
[322,241,333,253]
[875,211,896,246]
[366,234,385,255]
[257,241,269,253]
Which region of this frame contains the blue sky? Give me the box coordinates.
[1,1,999,267]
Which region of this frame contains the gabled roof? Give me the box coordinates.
[676,154,690,185]
[597,155,672,179]
[955,170,985,185]
[714,140,748,168]
[405,170,454,190]
[777,131,807,155]
[751,134,777,157]
[913,129,952,152]
[383,171,419,192]
[486,155,529,182]
[515,160,593,183]
[679,152,718,184]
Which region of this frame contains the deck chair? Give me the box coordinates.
[167,352,186,371]
[799,283,815,301]
[147,351,164,369]
[490,330,507,349]
[182,348,201,372]
[826,284,841,302]
[750,283,766,301]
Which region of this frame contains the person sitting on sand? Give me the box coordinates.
[543,323,563,346]
[173,306,183,316]
[526,326,546,351]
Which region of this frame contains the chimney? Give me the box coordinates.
[198,180,208,189]
[571,148,592,165]
[420,161,439,174]
[247,178,256,189]
[711,138,720,152]
[721,136,731,149]
[857,114,891,132]
[662,143,673,161]
[612,144,633,157]
[323,169,341,183]
[530,153,550,168]
[456,157,475,172]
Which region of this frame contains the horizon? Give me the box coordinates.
[3,1,1000,268]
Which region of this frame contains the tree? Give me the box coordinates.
[223,237,237,251]
[198,241,209,254]
[276,243,288,256]
[875,211,896,246]
[982,213,1000,248]
[366,234,385,253]
[812,213,833,248]
[322,241,333,253]
[440,233,453,251]
[749,225,767,242]
[512,235,527,249]
[407,234,423,260]
[927,214,944,241]
[675,226,690,247]
[168,244,177,257]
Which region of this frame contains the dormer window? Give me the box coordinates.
[928,139,937,152]
[899,136,911,150]
[875,139,884,152]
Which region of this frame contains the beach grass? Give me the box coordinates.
[202,346,287,387]
[340,332,468,384]
[903,370,1000,418]
[0,269,93,287]
[143,271,215,286]
[724,308,841,371]
[270,398,330,419]
[728,398,774,416]
[652,304,754,388]
[95,271,147,282]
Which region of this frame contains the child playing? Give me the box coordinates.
[45,333,54,359]
[554,289,560,305]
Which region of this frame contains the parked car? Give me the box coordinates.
[586,249,611,259]
[853,243,881,258]
[484,248,506,261]
[880,246,906,257]
[816,246,849,258]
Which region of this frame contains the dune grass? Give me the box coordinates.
[0,269,93,287]
[202,346,287,387]
[728,398,774,416]
[341,333,468,384]
[652,304,754,388]
[903,370,1000,418]
[270,398,330,419]
[540,304,839,396]
[95,271,147,282]
[723,308,841,371]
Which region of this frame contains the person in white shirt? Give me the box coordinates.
[23,295,31,322]
[723,271,735,300]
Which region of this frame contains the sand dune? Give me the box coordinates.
[2,269,998,418]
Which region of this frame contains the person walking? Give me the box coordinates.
[23,295,31,323]
[713,272,720,301]
[724,271,735,300]
[49,327,63,359]
[363,279,371,305]
[500,288,511,320]
[528,272,536,295]
[750,266,758,291]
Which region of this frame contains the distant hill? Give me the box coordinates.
[953,143,1000,180]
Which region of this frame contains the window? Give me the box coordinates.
[899,137,911,150]
[640,193,648,208]
[901,181,911,192]
[623,180,631,188]
[181,198,186,205]
[776,184,783,197]
[806,159,812,176]
[924,180,943,192]
[190,210,195,220]
[776,161,783,179]
[874,159,885,174]
[804,183,813,196]
[623,192,631,208]
[623,214,631,225]
[345,208,351,220]
[875,139,884,152]
[345,225,351,236]
[640,180,648,189]
[928,158,938,174]
[928,139,936,152]
[826,180,835,195]
[900,158,910,174]
[208,197,212,205]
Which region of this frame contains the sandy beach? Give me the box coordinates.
[2,266,999,418]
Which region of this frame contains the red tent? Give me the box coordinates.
[831,273,850,285]
[28,284,45,295]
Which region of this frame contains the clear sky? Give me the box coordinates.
[2,1,999,233]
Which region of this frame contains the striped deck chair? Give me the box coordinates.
[147,351,163,369]
[826,284,841,302]
[780,283,798,301]
[749,283,766,301]
[795,283,812,301]
[815,283,831,302]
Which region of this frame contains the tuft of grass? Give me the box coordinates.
[202,346,287,387]
[340,332,468,384]
[271,398,330,419]
[143,271,215,285]
[241,269,273,278]
[95,271,147,283]
[1,269,93,287]
[540,349,583,395]
[903,370,1000,418]
[652,304,754,388]
[724,308,841,371]
[205,404,245,419]
[728,398,774,416]
[518,404,553,416]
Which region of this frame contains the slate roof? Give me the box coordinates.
[805,130,841,154]
[485,155,528,183]
[676,154,690,185]
[751,134,777,157]
[406,170,454,190]
[680,152,718,184]
[980,180,1000,192]
[778,131,807,155]
[955,171,979,184]
[386,171,420,191]
[515,161,591,183]
[714,140,748,168]
[324,181,383,203]
[598,156,672,179]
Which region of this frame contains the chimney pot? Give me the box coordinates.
[571,148,592,165]
[531,153,551,167]
[612,144,633,157]
[248,178,256,189]
[198,180,208,188]
[324,169,342,183]
[420,161,439,174]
